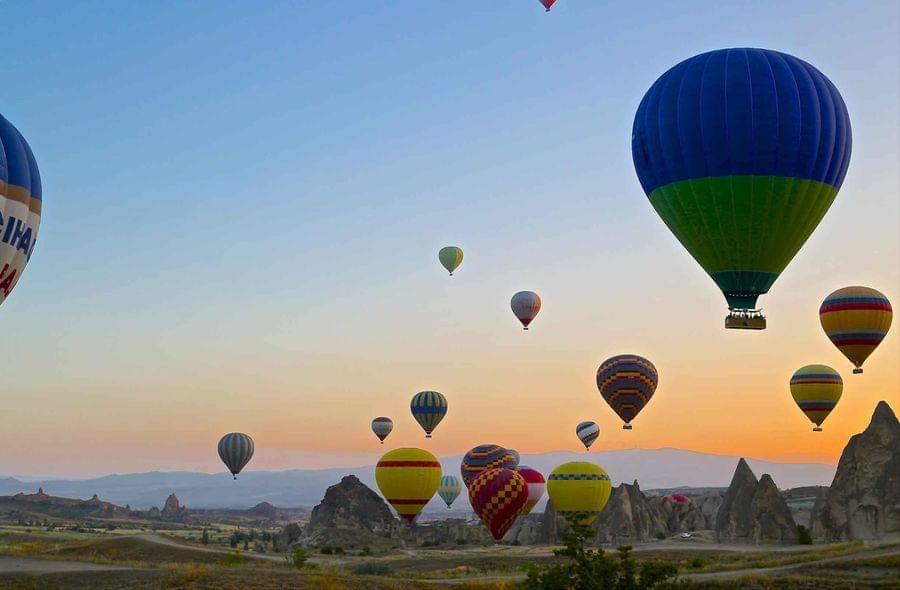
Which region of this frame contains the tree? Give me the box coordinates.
[524,523,681,590]
[201,528,210,545]
[292,548,308,569]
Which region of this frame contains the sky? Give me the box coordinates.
[0,0,897,478]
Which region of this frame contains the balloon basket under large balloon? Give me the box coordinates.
[623,424,632,430]
[425,434,432,438]
[725,310,766,330]
[813,427,823,432]
[232,474,237,480]
[853,368,863,374]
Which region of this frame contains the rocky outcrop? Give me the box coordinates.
[160,493,188,522]
[811,401,899,541]
[716,459,797,543]
[247,502,284,520]
[595,481,667,543]
[300,475,399,549]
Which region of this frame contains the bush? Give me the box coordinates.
[524,524,679,589]
[320,546,333,555]
[689,556,708,569]
[797,525,813,545]
[456,538,468,545]
[361,546,371,556]
[333,546,345,555]
[218,552,245,568]
[292,548,308,569]
[351,563,393,576]
[655,532,666,540]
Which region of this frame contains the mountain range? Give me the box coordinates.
[0,447,835,510]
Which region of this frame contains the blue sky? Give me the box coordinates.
[0,1,897,476]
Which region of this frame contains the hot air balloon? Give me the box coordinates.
[218,433,254,480]
[438,475,462,508]
[461,444,518,488]
[575,421,600,451]
[517,466,546,515]
[820,286,892,374]
[469,468,528,540]
[371,417,393,444]
[632,49,852,330]
[375,448,441,522]
[664,493,691,505]
[410,390,447,438]
[790,365,843,431]
[538,0,557,11]
[547,462,612,525]
[508,449,521,466]
[0,113,42,309]
[439,246,464,276]
[511,291,541,330]
[597,354,658,429]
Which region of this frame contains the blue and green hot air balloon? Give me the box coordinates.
[632,48,852,329]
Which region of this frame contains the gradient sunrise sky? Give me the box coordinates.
[1,0,897,477]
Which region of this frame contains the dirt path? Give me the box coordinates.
[0,556,130,574]
[125,533,287,563]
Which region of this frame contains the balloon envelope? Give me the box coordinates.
[517,466,546,515]
[438,474,462,508]
[597,354,658,428]
[820,286,892,374]
[218,433,254,479]
[375,448,441,522]
[547,462,612,525]
[790,364,843,430]
[0,113,42,308]
[410,391,448,437]
[632,48,852,318]
[461,444,518,488]
[539,0,557,10]
[575,421,600,450]
[469,468,528,540]
[371,417,393,443]
[439,246,464,276]
[511,291,541,329]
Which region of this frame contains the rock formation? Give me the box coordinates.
[811,401,899,540]
[247,501,284,520]
[160,493,188,522]
[716,458,797,543]
[300,475,399,548]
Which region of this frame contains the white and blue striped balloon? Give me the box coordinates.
[438,474,462,508]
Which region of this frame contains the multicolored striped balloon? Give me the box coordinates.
[547,462,612,525]
[632,49,852,322]
[511,291,541,330]
[0,113,42,308]
[508,449,521,466]
[790,365,843,431]
[517,466,546,515]
[218,433,255,480]
[438,246,464,276]
[575,421,600,451]
[469,468,528,540]
[596,354,658,429]
[375,448,441,522]
[461,444,518,488]
[410,390,448,438]
[371,417,393,444]
[438,474,462,508]
[820,286,892,374]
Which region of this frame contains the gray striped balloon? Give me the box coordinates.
[218,433,255,479]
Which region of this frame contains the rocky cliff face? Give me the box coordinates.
[160,493,188,522]
[300,475,399,549]
[716,459,797,543]
[811,401,899,541]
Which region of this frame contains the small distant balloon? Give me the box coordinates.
[820,286,892,374]
[511,291,541,330]
[410,390,448,438]
[371,417,393,444]
[790,364,843,432]
[664,493,691,505]
[439,246,464,276]
[538,0,557,11]
[575,421,600,451]
[218,433,254,480]
[438,475,462,508]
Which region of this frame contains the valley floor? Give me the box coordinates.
[0,526,896,589]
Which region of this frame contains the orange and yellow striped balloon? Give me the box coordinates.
[789,365,843,431]
[820,286,892,374]
[375,448,441,522]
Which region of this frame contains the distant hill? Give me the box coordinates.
[0,448,835,510]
